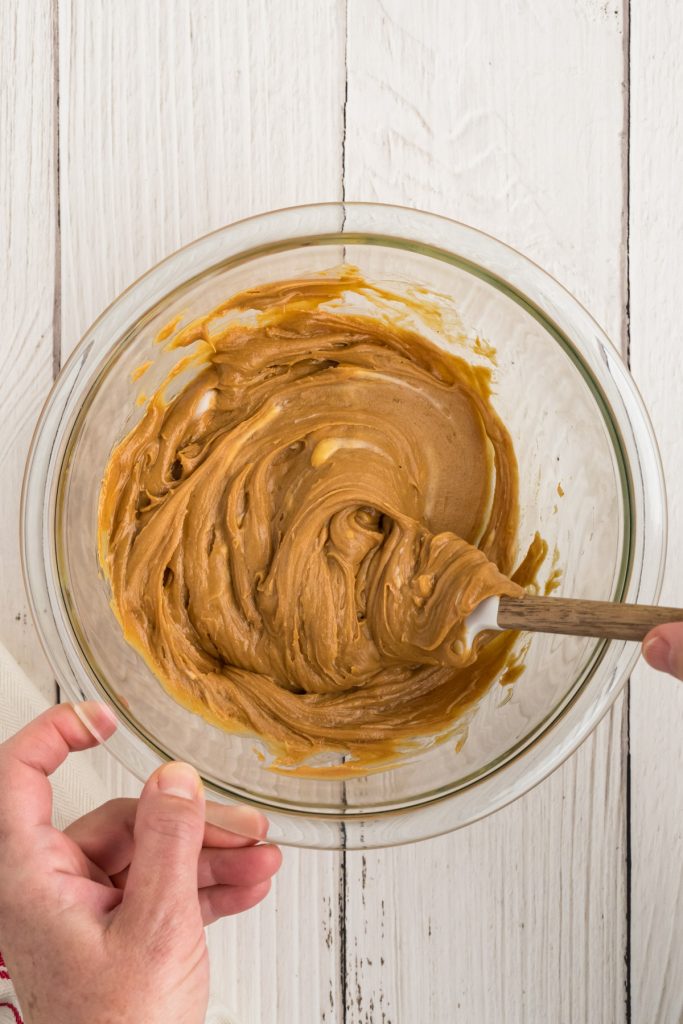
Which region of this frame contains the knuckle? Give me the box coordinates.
[143,808,199,842]
[0,751,16,789]
[139,910,178,957]
[103,797,129,813]
[0,834,26,880]
[128,895,204,958]
[103,797,135,824]
[146,923,206,969]
[0,871,49,918]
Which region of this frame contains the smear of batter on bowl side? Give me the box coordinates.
[98,268,545,776]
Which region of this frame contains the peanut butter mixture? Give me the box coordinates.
[99,270,541,773]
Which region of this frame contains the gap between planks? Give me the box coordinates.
[51,0,62,705]
[622,1,632,1019]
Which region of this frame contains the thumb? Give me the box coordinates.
[120,761,205,927]
[643,623,683,680]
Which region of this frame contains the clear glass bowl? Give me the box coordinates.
[22,203,666,849]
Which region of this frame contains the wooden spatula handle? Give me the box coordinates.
[498,595,683,642]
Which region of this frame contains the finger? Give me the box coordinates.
[64,798,138,877]
[205,804,269,844]
[119,762,205,927]
[643,623,683,680]
[197,843,282,889]
[64,875,125,917]
[0,702,117,830]
[65,798,267,878]
[111,841,282,892]
[199,879,272,926]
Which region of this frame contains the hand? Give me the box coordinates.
[0,702,281,1024]
[643,623,683,680]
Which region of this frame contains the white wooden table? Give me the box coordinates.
[2,2,682,1020]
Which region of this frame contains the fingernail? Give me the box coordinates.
[72,701,118,743]
[205,804,269,840]
[158,761,200,800]
[643,636,672,673]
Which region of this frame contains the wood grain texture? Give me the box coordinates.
[498,595,683,641]
[346,707,626,1023]
[58,2,346,1019]
[629,0,683,1019]
[0,0,56,698]
[343,1,629,1021]
[58,0,346,353]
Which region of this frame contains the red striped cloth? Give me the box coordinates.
[0,1005,22,1024]
[0,953,23,1024]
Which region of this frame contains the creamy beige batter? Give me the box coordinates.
[99,269,542,773]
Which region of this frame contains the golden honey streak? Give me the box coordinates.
[99,270,541,773]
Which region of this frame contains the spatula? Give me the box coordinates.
[464,594,683,647]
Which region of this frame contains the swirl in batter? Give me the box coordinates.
[99,270,540,773]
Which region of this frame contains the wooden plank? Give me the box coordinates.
[0,0,56,698]
[343,2,628,1020]
[58,1,346,1019]
[59,0,347,348]
[629,1,683,1019]
[346,710,626,1023]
